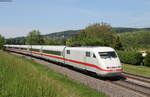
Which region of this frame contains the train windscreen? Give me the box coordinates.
[99,51,117,59]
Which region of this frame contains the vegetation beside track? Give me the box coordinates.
[123,64,150,77]
[0,51,107,97]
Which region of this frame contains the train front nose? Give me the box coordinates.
[100,60,123,77]
[98,51,123,77]
[105,66,123,77]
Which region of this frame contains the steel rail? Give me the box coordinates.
[122,72,150,84]
[110,80,150,97]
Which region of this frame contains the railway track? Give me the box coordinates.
[110,79,150,97]
[122,72,150,84]
[113,72,150,97]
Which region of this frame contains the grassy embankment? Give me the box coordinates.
[0,50,107,97]
[123,64,150,77]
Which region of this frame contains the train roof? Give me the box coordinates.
[42,45,66,51]
[66,46,115,52]
[4,45,115,52]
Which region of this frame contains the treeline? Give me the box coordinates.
[6,30,66,45]
[5,25,150,50]
[2,22,150,51]
[119,31,150,49]
[5,23,124,50]
[6,37,26,45]
[26,30,67,45]
[6,30,79,45]
[113,27,150,33]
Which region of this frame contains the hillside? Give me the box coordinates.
[113,27,150,33]
[43,30,81,40]
[40,27,150,39]
[6,27,150,45]
[42,27,150,39]
[6,30,81,44]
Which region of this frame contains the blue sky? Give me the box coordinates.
[0,0,150,38]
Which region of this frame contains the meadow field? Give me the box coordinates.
[0,51,107,97]
[123,64,150,77]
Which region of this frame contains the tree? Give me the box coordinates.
[26,30,44,45]
[113,36,124,50]
[66,22,122,49]
[143,52,150,66]
[0,34,5,49]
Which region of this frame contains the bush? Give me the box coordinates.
[143,52,150,66]
[0,34,5,49]
[117,51,143,65]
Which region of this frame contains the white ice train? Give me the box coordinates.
[4,45,123,77]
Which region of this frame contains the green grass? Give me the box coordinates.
[0,50,107,97]
[123,64,150,77]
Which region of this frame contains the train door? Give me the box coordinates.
[84,51,92,71]
[62,47,67,64]
[85,51,98,72]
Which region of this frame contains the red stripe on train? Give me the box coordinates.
[8,48,123,72]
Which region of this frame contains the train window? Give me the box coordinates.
[93,54,96,58]
[21,48,27,50]
[15,47,20,49]
[66,50,70,54]
[30,49,39,52]
[86,52,90,57]
[43,50,61,56]
[99,51,117,59]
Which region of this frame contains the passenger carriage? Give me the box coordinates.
[4,45,123,77]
